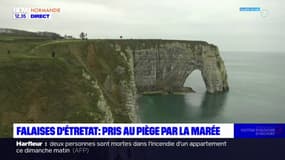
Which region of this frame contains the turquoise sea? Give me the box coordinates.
[138,51,285,123]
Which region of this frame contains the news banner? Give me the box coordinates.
[0,123,284,159]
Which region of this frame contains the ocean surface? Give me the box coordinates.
[138,51,285,123]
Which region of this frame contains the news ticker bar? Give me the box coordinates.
[2,138,283,160]
[13,123,285,139]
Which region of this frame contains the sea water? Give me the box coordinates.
[138,51,285,123]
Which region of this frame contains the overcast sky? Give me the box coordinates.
[1,0,284,52]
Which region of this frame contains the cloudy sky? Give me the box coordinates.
[1,0,284,52]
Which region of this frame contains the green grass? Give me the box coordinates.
[0,35,138,137]
[0,56,106,136]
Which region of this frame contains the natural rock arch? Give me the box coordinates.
[183,69,206,92]
[133,40,229,93]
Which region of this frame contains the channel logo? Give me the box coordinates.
[239,7,269,18]
[13,8,28,19]
[13,8,60,20]
[239,7,261,12]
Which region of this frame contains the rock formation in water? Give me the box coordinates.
[127,40,229,93]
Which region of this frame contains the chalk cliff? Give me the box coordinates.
[0,37,228,137]
[115,40,229,93]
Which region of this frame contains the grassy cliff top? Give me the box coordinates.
[0,32,218,137]
[0,28,62,40]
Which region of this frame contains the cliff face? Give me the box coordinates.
[30,41,139,123]
[0,38,228,137]
[0,40,139,136]
[129,40,229,93]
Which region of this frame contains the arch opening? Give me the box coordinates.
[183,70,206,93]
